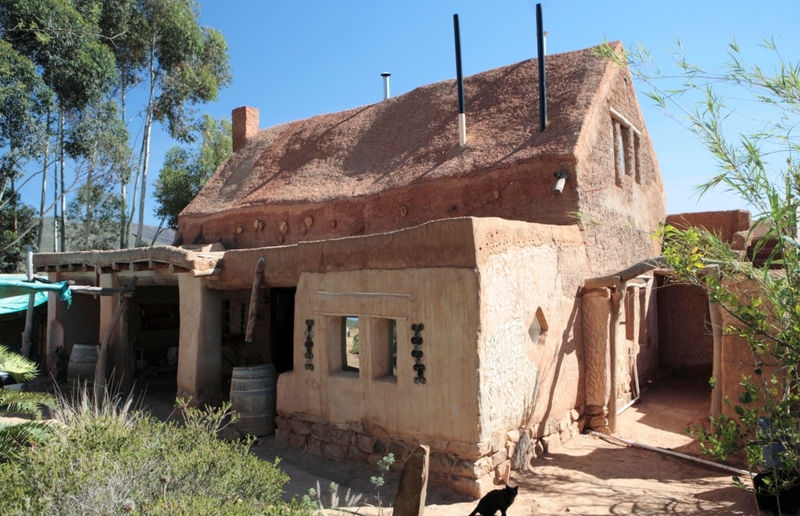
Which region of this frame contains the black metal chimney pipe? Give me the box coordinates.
[453,14,466,146]
[453,14,465,114]
[536,3,547,132]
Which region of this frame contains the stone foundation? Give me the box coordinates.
[275,409,584,498]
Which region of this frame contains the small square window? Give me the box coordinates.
[370,318,398,379]
[341,316,360,372]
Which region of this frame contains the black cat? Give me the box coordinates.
[468,485,518,516]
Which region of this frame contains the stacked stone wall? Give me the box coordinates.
[275,409,584,498]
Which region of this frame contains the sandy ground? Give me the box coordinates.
[5,375,762,515]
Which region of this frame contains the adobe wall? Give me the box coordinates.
[574,63,666,276]
[716,278,778,419]
[179,158,578,250]
[666,210,751,249]
[656,279,713,378]
[275,266,486,496]
[473,221,586,462]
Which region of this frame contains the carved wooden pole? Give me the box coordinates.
[245,258,265,343]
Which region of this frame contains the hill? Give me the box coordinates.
[36,218,175,253]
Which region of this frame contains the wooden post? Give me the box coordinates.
[94,276,137,400]
[608,277,625,433]
[708,266,724,417]
[245,258,265,343]
[20,246,35,357]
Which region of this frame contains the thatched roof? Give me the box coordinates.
[183,43,619,217]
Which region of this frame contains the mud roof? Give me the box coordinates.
[183,43,621,218]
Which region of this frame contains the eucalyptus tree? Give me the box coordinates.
[153,113,231,231]
[100,0,231,248]
[0,0,118,254]
[63,99,131,250]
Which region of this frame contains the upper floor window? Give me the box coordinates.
[611,108,641,186]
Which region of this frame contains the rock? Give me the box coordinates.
[534,438,546,457]
[389,441,411,463]
[511,432,533,470]
[356,434,376,454]
[429,452,455,474]
[506,429,521,443]
[448,473,496,499]
[452,457,492,479]
[393,445,430,516]
[289,419,311,436]
[491,449,508,467]
[274,428,291,444]
[322,444,346,462]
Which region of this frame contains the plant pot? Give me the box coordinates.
[754,469,800,514]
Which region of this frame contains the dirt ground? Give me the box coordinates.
[186,375,756,515]
[243,376,760,515]
[7,375,763,515]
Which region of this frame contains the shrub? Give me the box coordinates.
[0,390,313,515]
[0,345,58,462]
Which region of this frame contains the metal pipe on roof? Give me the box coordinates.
[453,14,467,147]
[381,72,391,101]
[536,3,547,132]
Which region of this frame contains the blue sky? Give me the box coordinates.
[18,0,800,227]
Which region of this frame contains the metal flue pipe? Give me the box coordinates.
[453,14,466,146]
[536,3,547,132]
[381,72,391,101]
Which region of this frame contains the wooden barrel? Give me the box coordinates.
[230,364,277,437]
[67,344,99,385]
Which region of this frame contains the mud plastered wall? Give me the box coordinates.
[477,232,587,444]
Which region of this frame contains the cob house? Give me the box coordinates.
[34,42,673,497]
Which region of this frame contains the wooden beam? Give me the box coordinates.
[70,285,136,297]
[192,267,222,278]
[169,263,192,274]
[583,257,665,290]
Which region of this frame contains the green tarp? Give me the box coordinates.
[0,275,72,316]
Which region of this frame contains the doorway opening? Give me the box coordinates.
[270,287,296,374]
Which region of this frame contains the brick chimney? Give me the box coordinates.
[232,106,259,152]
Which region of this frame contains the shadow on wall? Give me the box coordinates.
[530,292,581,437]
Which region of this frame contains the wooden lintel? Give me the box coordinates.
[169,264,192,274]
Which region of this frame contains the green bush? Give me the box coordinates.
[0,394,313,515]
